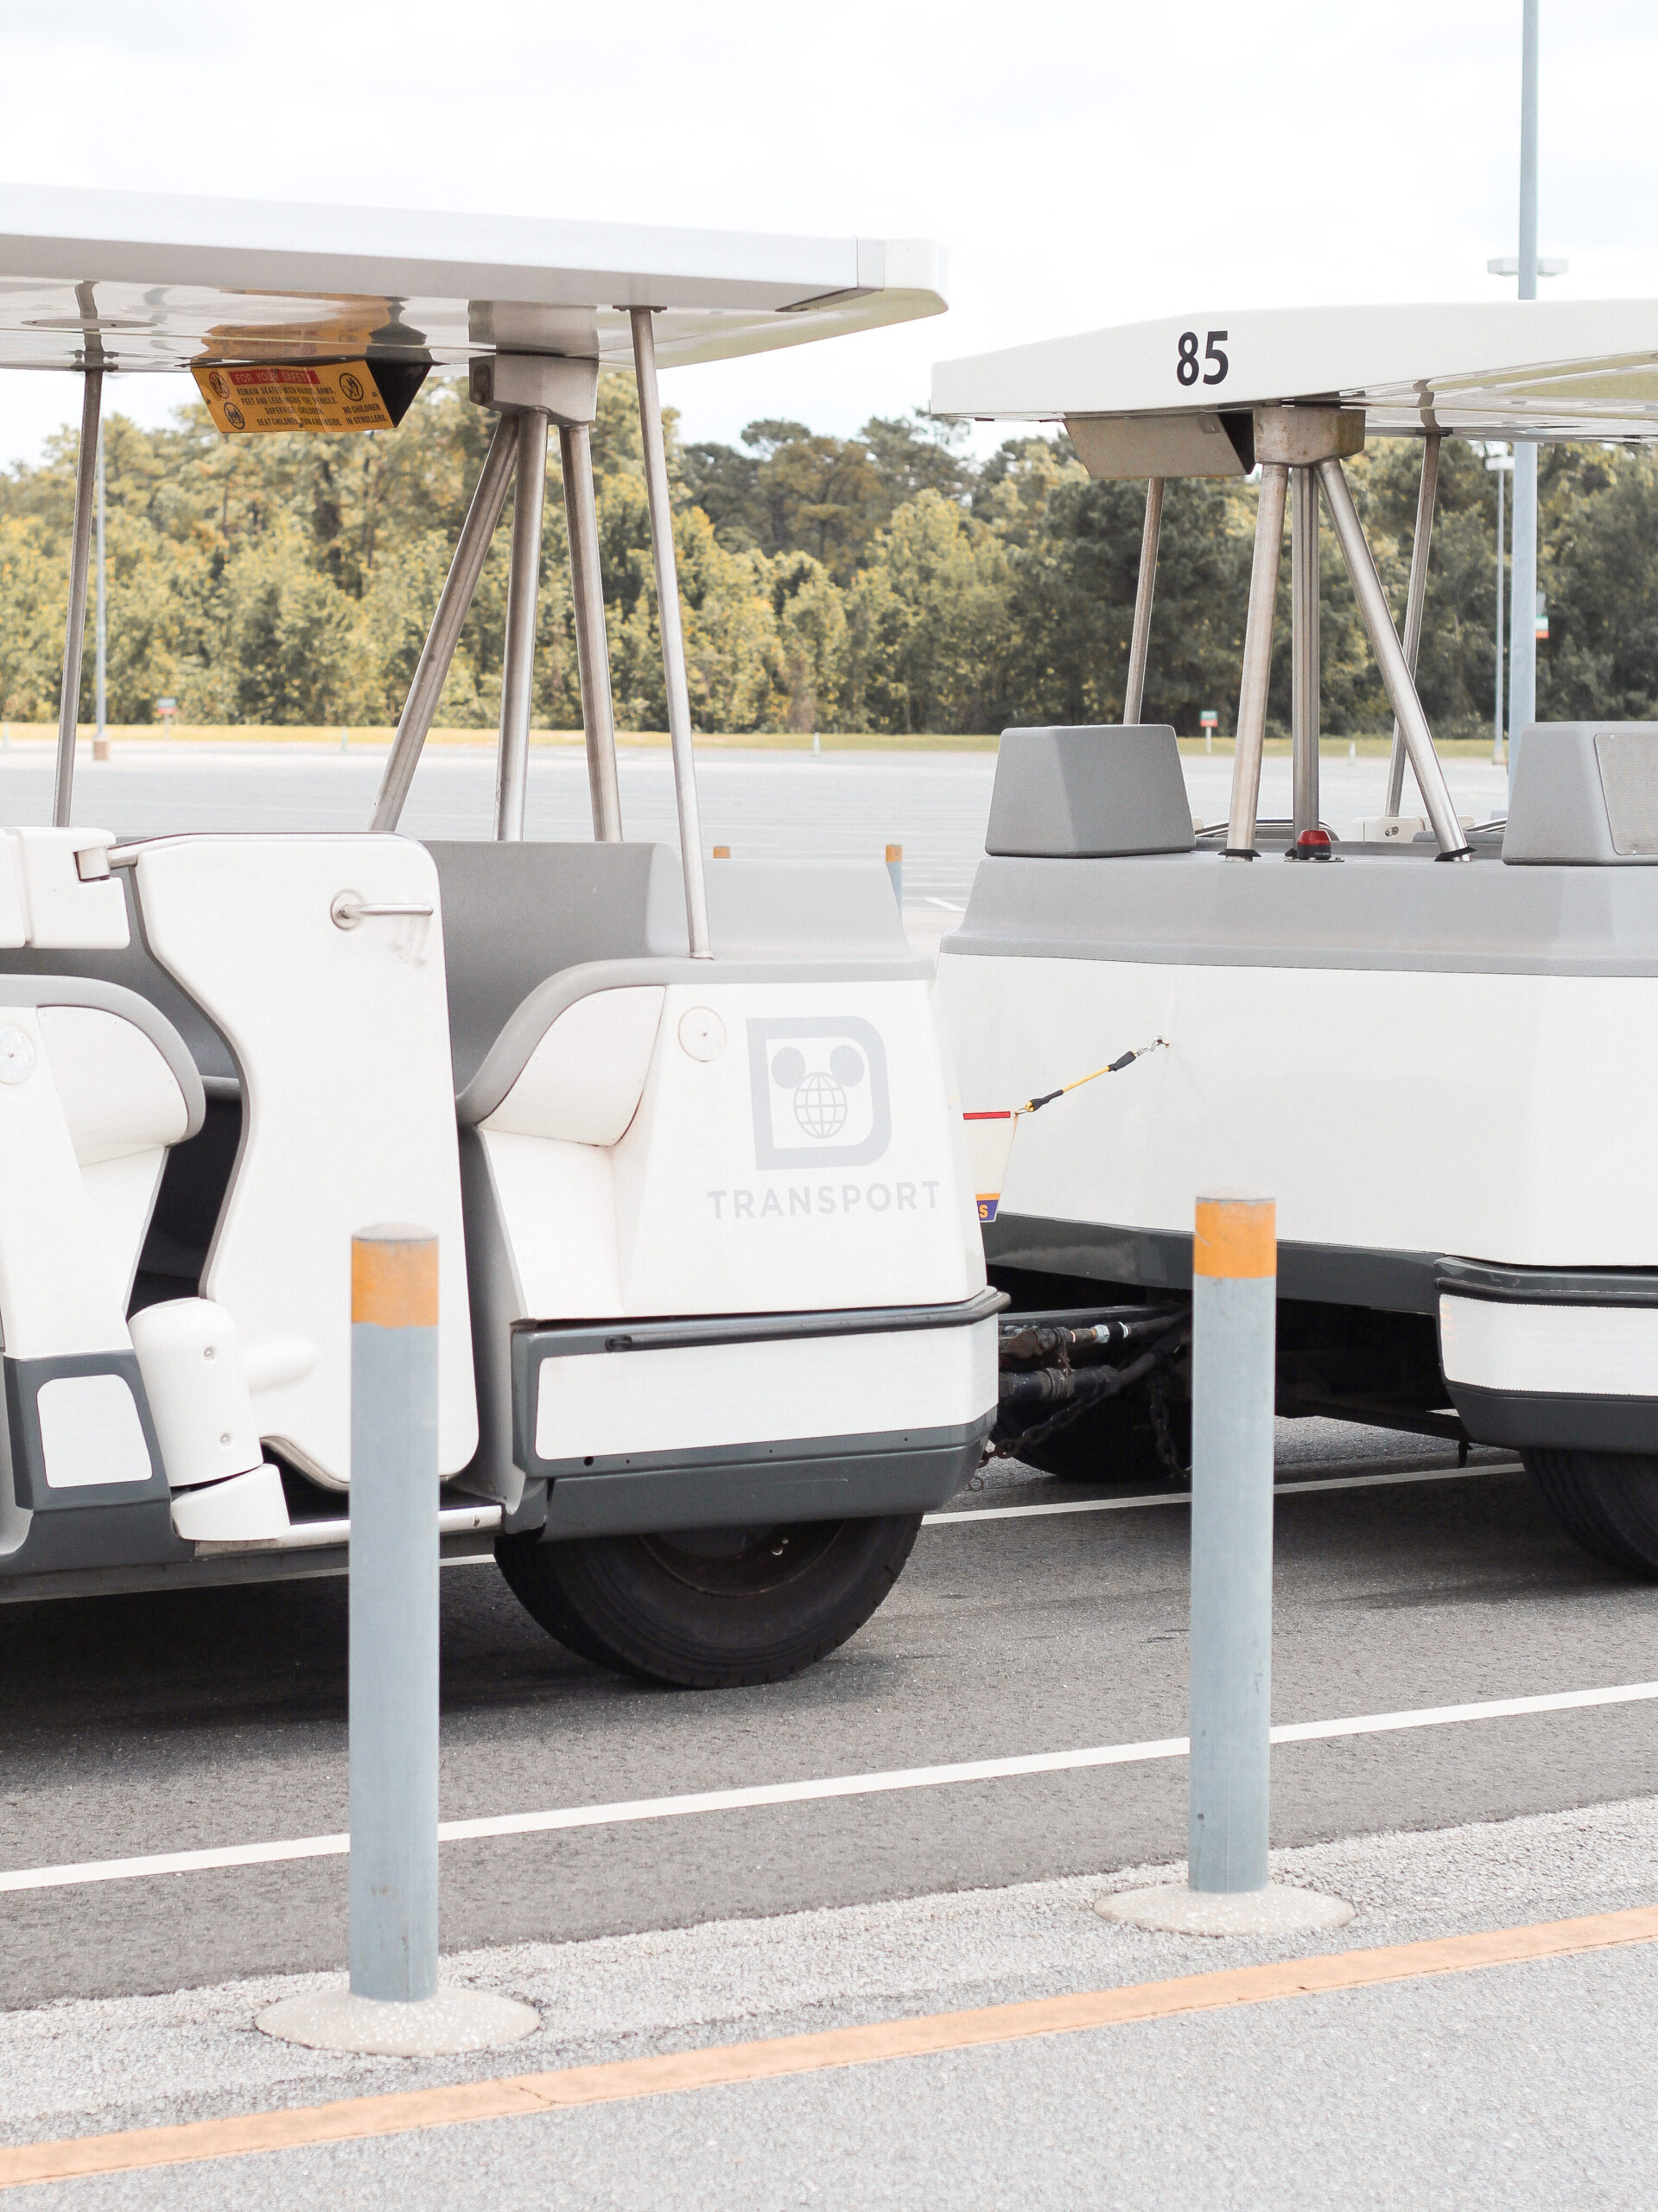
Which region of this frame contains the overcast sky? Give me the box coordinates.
[0,0,1651,468]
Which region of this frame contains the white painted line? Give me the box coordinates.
[923,1460,1521,1526]
[1,1676,1650,1898]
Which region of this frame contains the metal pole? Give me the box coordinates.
[349,1224,440,2005]
[1188,1195,1276,1896]
[1494,459,1508,766]
[1123,477,1163,725]
[1290,467,1319,842]
[94,426,107,760]
[494,410,549,842]
[559,421,623,842]
[1509,0,1540,780]
[53,368,102,827]
[631,308,711,957]
[1225,463,1288,857]
[372,416,517,835]
[1384,433,1441,817]
[1317,458,1469,858]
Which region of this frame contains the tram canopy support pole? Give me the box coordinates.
[1290,467,1320,842]
[1318,455,1469,858]
[1224,463,1288,858]
[632,307,711,957]
[1123,477,1163,726]
[1383,433,1442,819]
[493,409,549,842]
[53,367,103,827]
[372,416,517,835]
[561,422,623,842]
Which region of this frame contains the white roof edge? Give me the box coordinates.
[931,299,1658,445]
[0,181,946,375]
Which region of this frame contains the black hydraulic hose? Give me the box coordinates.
[998,1346,1161,1410]
[1000,1311,1185,1364]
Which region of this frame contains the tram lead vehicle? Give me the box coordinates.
[934,300,1658,1577]
[0,185,999,1684]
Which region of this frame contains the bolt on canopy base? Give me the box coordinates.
[1096,1882,1354,1937]
[259,1985,540,2056]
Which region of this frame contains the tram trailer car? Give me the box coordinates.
[932,302,1658,1579]
[0,188,998,1684]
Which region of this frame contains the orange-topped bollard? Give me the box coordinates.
[260,1227,537,2056]
[1099,1194,1351,1936]
[346,1227,441,1999]
[1189,1198,1277,1899]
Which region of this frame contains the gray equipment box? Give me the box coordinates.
[1505,723,1658,864]
[984,726,1195,859]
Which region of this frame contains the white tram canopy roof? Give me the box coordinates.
[0,181,945,376]
[931,300,1658,477]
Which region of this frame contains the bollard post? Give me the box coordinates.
[257,1227,538,2055]
[348,1224,441,2001]
[1096,1192,1351,1936]
[886,842,903,907]
[1188,1194,1275,1894]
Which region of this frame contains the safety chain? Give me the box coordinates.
[988,1326,1190,1468]
[1147,1365,1191,1482]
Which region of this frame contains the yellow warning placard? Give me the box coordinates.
[193,360,395,435]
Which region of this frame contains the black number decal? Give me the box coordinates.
[1204,330,1229,385]
[1176,331,1200,386]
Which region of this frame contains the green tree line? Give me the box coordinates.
[1,372,1655,737]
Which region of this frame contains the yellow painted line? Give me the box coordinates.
[3,1905,1655,2190]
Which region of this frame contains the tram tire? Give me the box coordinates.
[1523,1448,1658,1578]
[494,1513,923,1688]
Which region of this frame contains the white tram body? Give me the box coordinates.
[0,187,994,1684]
[931,302,1658,1573]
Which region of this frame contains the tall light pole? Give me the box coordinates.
[93,424,108,762]
[1487,447,1513,766]
[1508,0,1540,783]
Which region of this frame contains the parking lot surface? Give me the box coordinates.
[1,1428,1651,2012]
[0,742,1510,906]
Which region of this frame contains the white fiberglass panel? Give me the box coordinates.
[491,977,982,1321]
[1439,1297,1658,1400]
[0,1007,132,1359]
[536,1319,998,1462]
[134,837,476,1485]
[937,956,1658,1270]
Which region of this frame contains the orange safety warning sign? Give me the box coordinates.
[193,361,397,435]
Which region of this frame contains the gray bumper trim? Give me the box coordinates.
[1451,1382,1658,1455]
[537,1419,991,1541]
[986,1214,1443,1315]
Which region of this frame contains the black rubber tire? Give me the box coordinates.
[495,1514,922,1688]
[1524,1448,1658,1577]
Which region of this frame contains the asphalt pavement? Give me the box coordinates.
[1,1427,1652,2012]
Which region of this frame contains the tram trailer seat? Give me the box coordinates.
[0,833,995,1679]
[939,721,1658,1568]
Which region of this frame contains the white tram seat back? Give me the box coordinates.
[131,836,477,1490]
[0,982,201,1362]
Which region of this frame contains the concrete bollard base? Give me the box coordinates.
[259,1986,540,2056]
[1095,1882,1355,1937]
